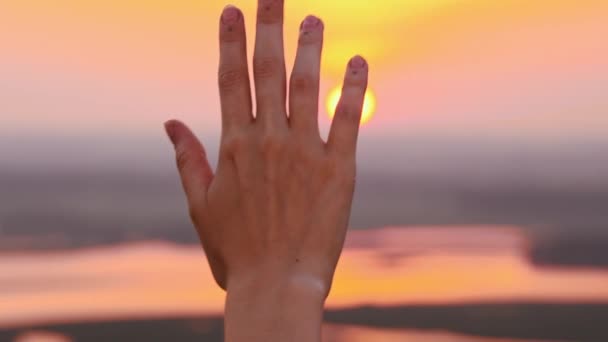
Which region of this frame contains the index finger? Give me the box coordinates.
[218,5,253,132]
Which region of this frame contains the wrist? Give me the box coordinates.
[226,266,327,305]
[224,266,326,342]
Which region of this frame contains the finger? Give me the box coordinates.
[218,5,253,131]
[327,56,369,157]
[289,15,324,136]
[253,0,287,125]
[164,120,214,205]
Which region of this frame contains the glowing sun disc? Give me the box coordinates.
[326,86,377,124]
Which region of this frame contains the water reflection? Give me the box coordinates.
[322,325,553,342]
[13,331,72,342]
[5,325,557,342]
[1,226,607,340]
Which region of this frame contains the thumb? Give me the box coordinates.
[164,120,214,204]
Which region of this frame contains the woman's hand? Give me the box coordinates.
[164,1,368,340]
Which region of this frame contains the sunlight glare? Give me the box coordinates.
[326,86,377,125]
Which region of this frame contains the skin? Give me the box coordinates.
[164,1,368,341]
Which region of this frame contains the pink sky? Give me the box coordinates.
[1,0,607,142]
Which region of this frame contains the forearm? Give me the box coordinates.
[225,273,326,342]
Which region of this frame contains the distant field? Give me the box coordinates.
[1,168,607,267]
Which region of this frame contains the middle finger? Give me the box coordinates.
[253,0,287,127]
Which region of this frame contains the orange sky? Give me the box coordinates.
[1,0,607,141]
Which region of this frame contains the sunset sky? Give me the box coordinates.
[2,0,607,144]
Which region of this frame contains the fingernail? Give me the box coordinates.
[222,5,241,25]
[164,121,177,145]
[349,55,367,69]
[301,15,321,30]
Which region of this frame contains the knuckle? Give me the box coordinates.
[294,145,316,168]
[319,157,338,181]
[175,149,192,172]
[220,26,242,43]
[176,147,208,175]
[344,72,368,87]
[291,72,315,93]
[337,104,362,122]
[257,0,284,24]
[298,30,322,45]
[260,132,286,158]
[253,57,281,80]
[222,132,247,155]
[220,33,241,44]
[218,67,247,91]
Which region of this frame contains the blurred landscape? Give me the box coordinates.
[2,139,607,266]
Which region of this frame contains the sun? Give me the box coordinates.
[326,86,377,124]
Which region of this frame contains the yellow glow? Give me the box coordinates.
[326,86,377,125]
